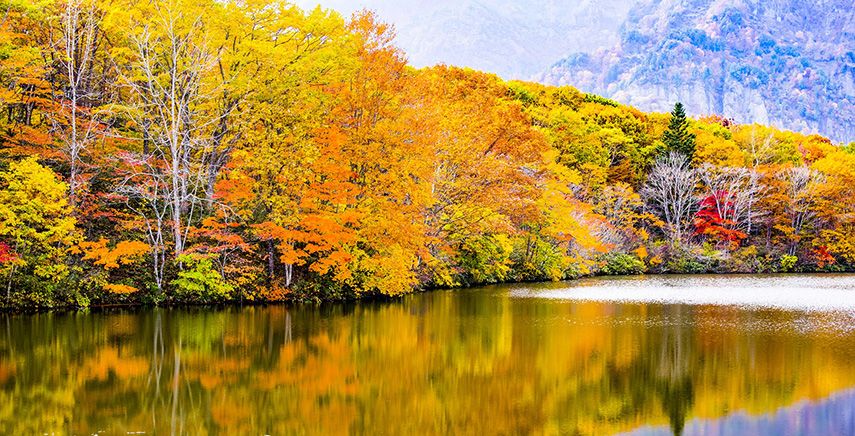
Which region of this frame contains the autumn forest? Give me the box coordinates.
[2,0,855,309]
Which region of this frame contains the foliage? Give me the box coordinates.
[456,235,514,285]
[0,157,79,306]
[1,0,855,309]
[780,255,798,272]
[665,254,709,274]
[720,245,766,273]
[598,253,646,275]
[662,102,697,161]
[694,193,747,246]
[171,254,234,302]
[80,239,149,270]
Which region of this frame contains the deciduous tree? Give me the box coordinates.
[641,152,698,244]
[0,157,78,305]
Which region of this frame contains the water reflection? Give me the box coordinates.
[0,275,853,435]
[621,388,855,436]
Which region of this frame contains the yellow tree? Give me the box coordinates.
[519,153,605,280]
[812,149,855,266]
[0,157,78,306]
[105,0,255,291]
[692,117,745,167]
[41,0,111,207]
[762,165,825,257]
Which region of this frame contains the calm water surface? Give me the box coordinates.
[2,274,855,435]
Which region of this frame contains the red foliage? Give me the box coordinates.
[810,246,835,267]
[0,242,18,264]
[693,193,747,246]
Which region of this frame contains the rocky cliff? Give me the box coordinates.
[536,0,855,143]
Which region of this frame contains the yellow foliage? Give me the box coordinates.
[0,157,78,282]
[694,124,745,167]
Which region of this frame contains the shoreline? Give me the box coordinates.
[3,270,854,314]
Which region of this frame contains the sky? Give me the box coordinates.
[290,0,636,79]
[292,0,451,28]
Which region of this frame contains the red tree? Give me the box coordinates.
[694,192,747,246]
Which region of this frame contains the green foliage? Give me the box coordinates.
[583,93,619,107]
[780,255,798,272]
[456,235,514,285]
[659,245,714,274]
[665,256,708,274]
[662,102,697,161]
[506,82,538,106]
[510,235,572,281]
[171,254,234,302]
[599,253,646,275]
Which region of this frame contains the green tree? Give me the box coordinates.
[663,102,696,161]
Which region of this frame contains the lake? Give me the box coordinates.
[2,274,855,435]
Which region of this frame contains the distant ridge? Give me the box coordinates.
[294,0,636,80]
[535,0,855,144]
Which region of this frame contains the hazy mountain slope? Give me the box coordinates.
[535,0,855,143]
[294,0,637,79]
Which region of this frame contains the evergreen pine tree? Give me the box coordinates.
[663,102,696,162]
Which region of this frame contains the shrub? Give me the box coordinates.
[780,255,798,272]
[665,256,708,274]
[599,253,646,275]
[662,244,716,273]
[172,254,234,302]
[721,245,764,273]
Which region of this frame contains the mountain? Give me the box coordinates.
[535,0,855,144]
[293,0,637,79]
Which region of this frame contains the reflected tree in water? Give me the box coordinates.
[1,291,855,435]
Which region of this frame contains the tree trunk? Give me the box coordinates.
[284,263,293,287]
[5,264,15,304]
[267,240,275,283]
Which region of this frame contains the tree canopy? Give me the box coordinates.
[663,102,697,161]
[0,0,853,308]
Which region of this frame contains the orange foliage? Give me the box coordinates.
[80,238,150,270]
[2,0,855,306]
[103,284,139,294]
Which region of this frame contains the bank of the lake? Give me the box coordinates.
[2,274,855,435]
[3,259,855,312]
